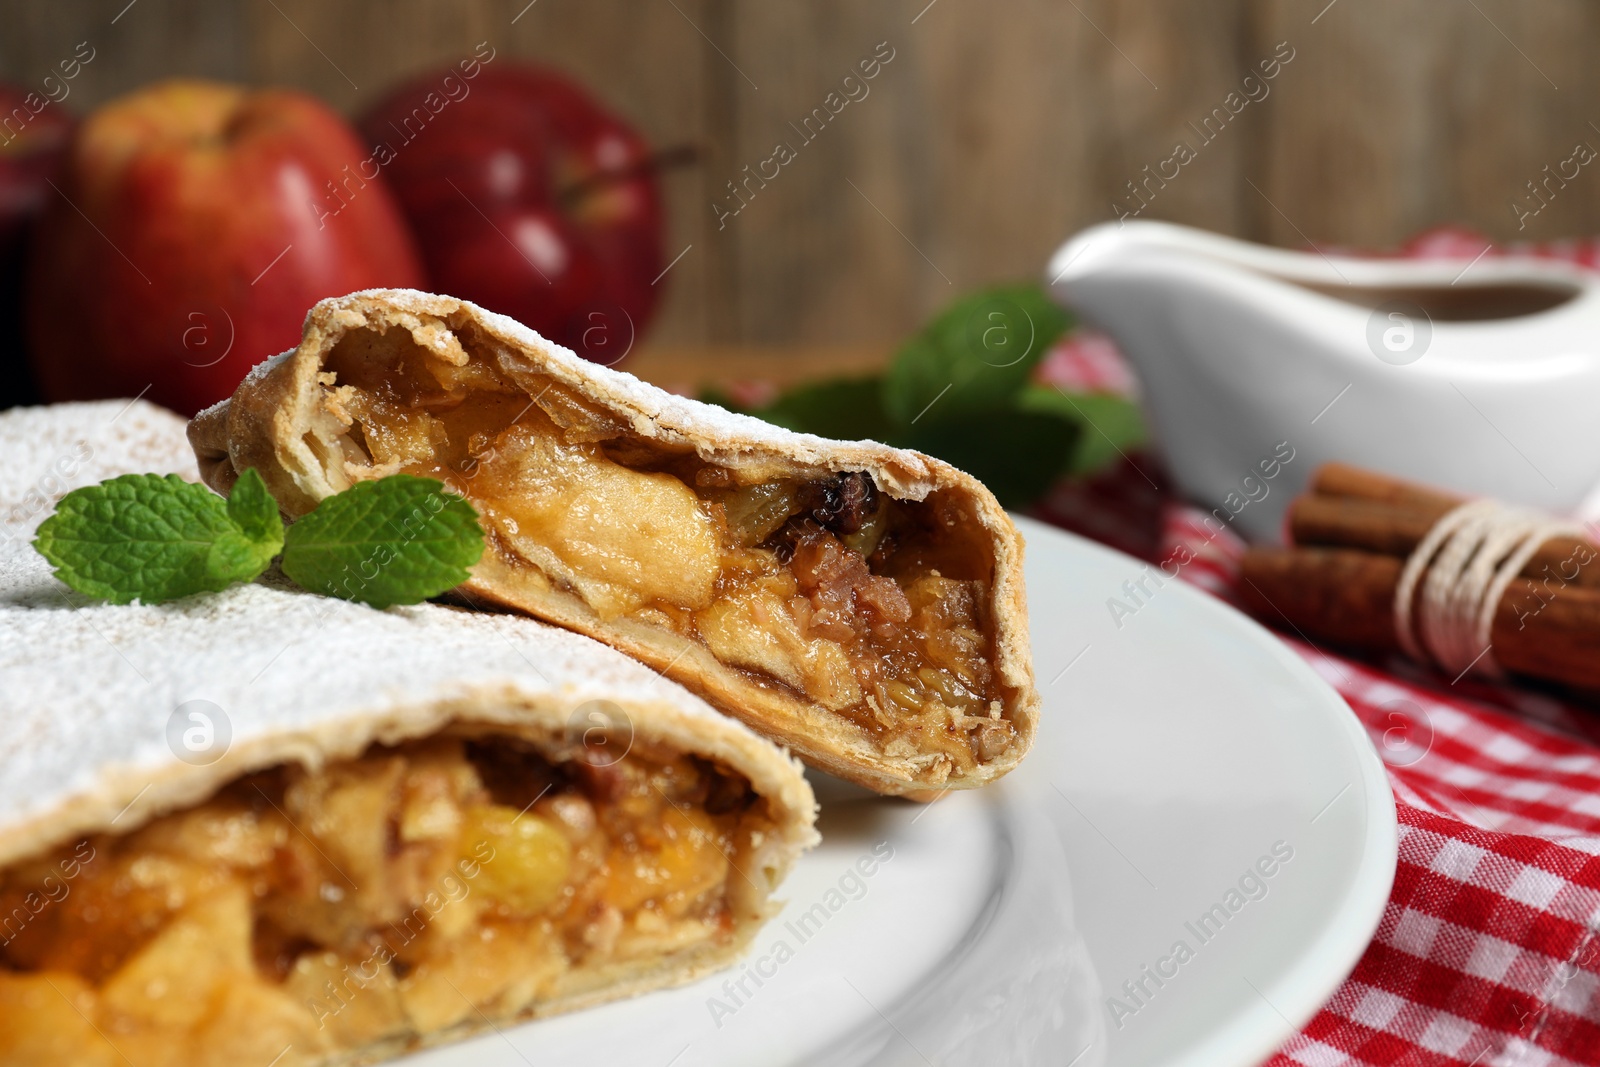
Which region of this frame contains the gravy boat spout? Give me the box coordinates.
[1046,220,1600,542]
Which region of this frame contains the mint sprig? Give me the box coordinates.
[708,283,1144,508]
[34,470,283,605]
[34,470,482,609]
[280,475,483,609]
[883,285,1071,424]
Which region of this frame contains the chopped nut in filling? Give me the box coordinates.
[0,733,772,1066]
[306,332,1017,774]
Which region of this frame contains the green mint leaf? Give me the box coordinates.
[1017,386,1148,476]
[33,474,274,604]
[758,376,897,443]
[884,285,1072,425]
[902,406,1080,509]
[707,287,1099,509]
[227,467,284,544]
[223,467,285,573]
[698,385,754,416]
[280,475,484,609]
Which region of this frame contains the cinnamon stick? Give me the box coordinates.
[1289,494,1440,556]
[1239,463,1600,693]
[1288,493,1600,588]
[1240,547,1600,690]
[1310,462,1462,512]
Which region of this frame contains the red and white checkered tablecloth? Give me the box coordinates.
[1034,228,1600,1066]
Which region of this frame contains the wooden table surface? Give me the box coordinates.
[13,1,1596,353]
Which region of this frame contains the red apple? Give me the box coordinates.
[27,79,426,414]
[360,65,665,365]
[0,83,74,409]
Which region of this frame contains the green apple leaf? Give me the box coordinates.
[280,475,484,609]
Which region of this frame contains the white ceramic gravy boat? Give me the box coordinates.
[1046,220,1600,542]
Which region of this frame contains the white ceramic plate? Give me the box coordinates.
[405,517,1397,1067]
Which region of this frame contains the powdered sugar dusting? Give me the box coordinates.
[0,399,802,857]
[1,399,197,541]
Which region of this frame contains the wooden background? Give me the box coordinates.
[4,0,1597,353]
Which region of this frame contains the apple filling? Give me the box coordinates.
[0,733,772,1067]
[304,332,1017,774]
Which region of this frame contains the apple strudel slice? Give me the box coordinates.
[190,290,1041,794]
[0,479,816,1066]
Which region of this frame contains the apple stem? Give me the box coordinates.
[560,143,700,205]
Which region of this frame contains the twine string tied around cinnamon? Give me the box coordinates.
[1394,498,1585,680]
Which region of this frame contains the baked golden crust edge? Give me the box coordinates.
[189,289,1041,796]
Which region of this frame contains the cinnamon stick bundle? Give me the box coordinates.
[1239,464,1600,690]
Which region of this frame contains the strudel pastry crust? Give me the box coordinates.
[190,290,1041,795]
[0,397,816,1066]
